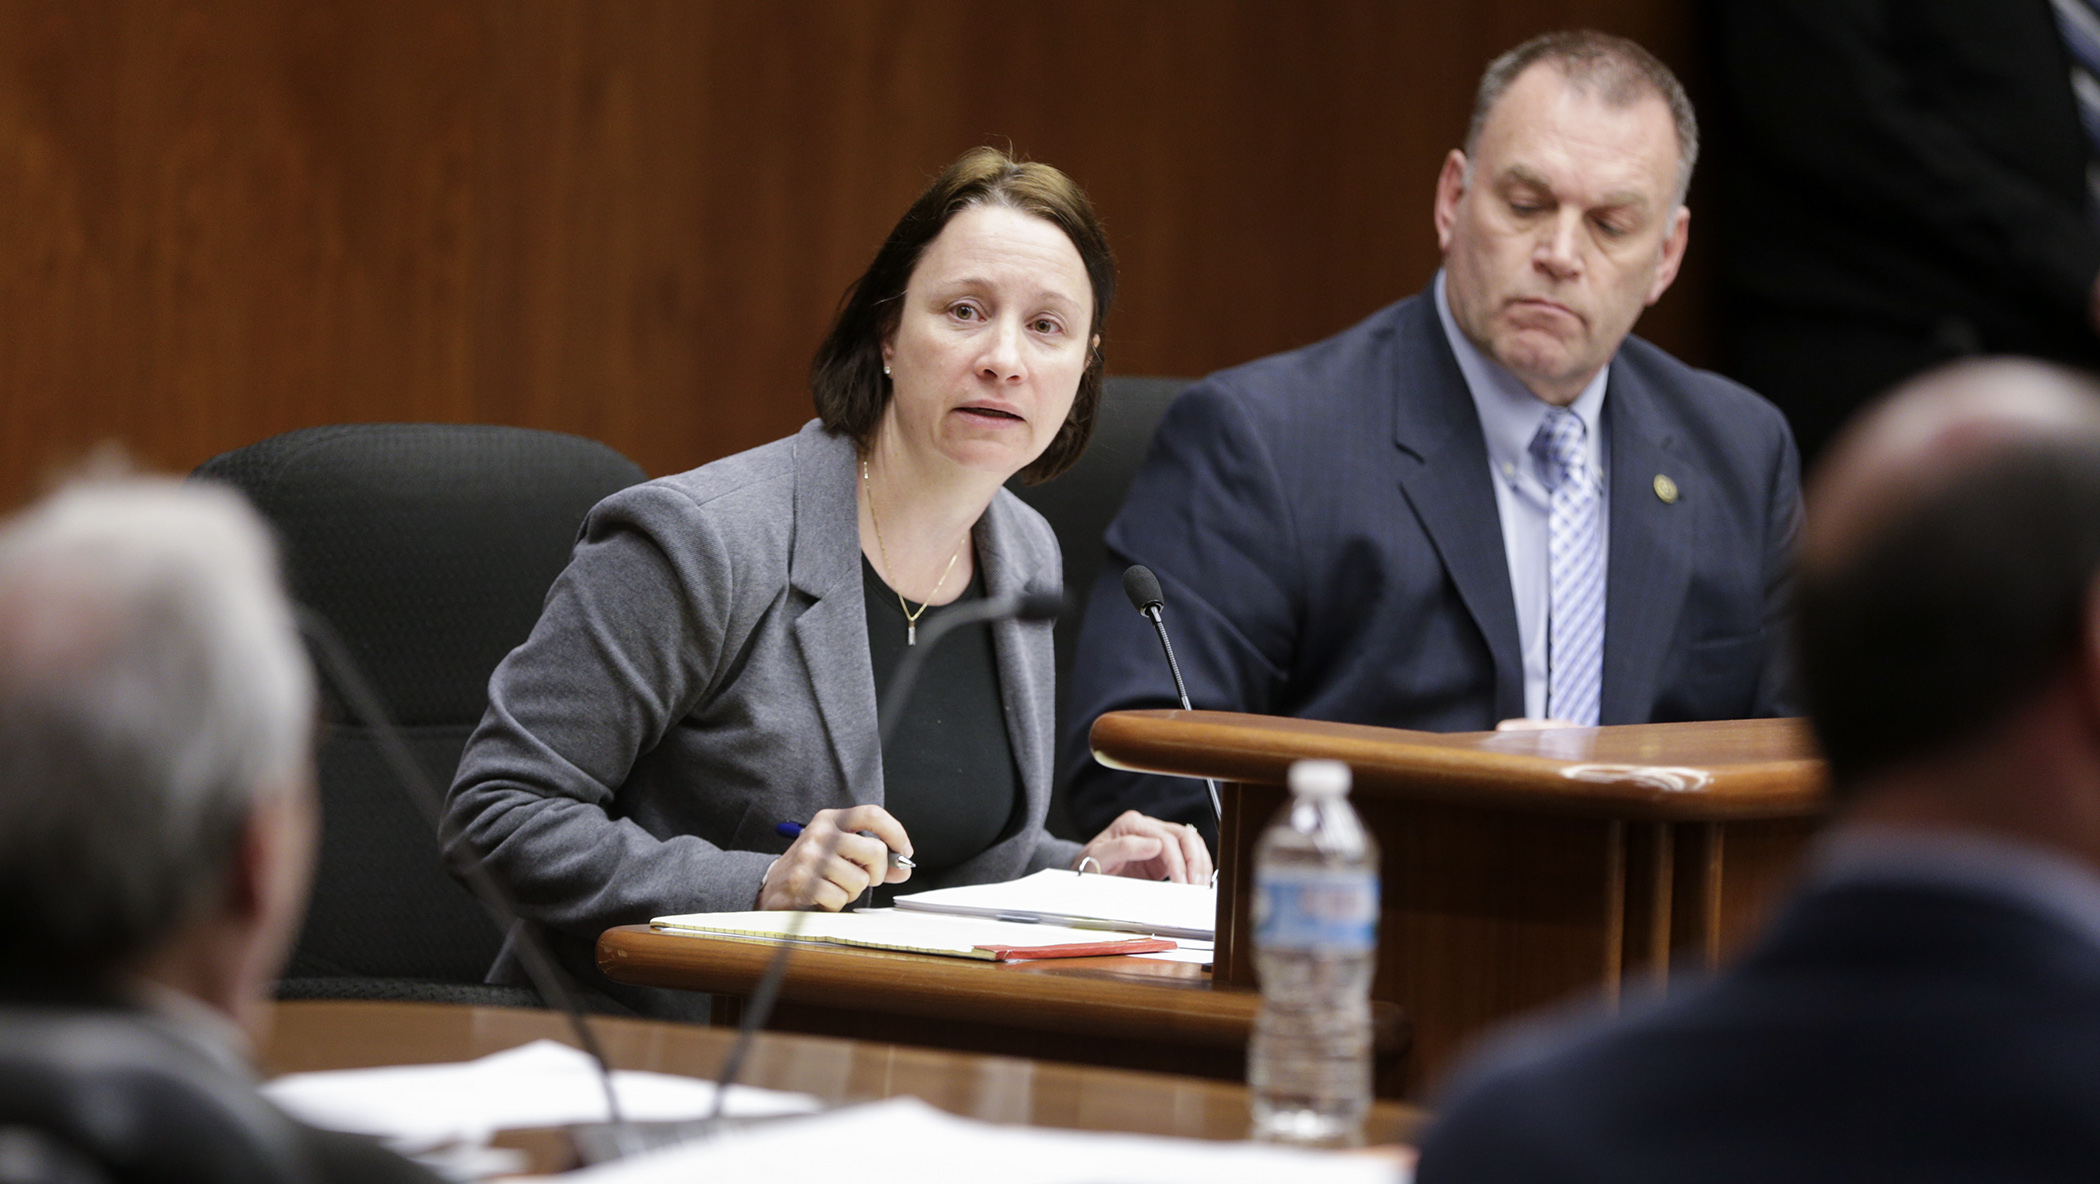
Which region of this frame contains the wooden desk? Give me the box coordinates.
[597,925,1408,1087]
[1091,711,1829,1097]
[258,999,1430,1171]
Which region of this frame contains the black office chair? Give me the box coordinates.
[0,1009,313,1184]
[1009,376,1188,838]
[194,424,646,1007]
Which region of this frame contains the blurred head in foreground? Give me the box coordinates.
[1798,358,2100,817]
[0,477,316,1036]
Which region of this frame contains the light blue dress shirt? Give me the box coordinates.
[1432,270,1610,721]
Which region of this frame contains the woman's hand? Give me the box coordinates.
[758,805,914,911]
[1074,810,1213,884]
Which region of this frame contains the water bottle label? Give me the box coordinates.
[1254,868,1379,951]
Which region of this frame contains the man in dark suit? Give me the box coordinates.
[1063,30,1799,839]
[1416,357,2100,1182]
[1711,1,2100,466]
[0,478,437,1183]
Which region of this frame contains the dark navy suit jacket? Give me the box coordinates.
[1062,289,1801,836]
[1417,881,2100,1182]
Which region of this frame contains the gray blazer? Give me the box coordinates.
[445,419,1083,998]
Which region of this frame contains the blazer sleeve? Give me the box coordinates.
[1027,835,1085,872]
[442,484,776,936]
[1716,0,2100,317]
[1060,379,1302,838]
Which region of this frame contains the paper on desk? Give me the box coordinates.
[650,907,1174,959]
[1132,939,1215,965]
[263,1039,819,1152]
[894,868,1216,940]
[561,1096,1405,1184]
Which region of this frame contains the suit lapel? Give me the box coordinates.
[787,424,884,806]
[1389,299,1526,721]
[1600,367,1692,724]
[976,496,1054,830]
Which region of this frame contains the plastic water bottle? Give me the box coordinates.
[1248,759,1380,1147]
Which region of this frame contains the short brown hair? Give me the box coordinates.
[810,147,1116,485]
[1467,29,1699,204]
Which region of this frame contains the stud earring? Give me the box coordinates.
[882,363,891,377]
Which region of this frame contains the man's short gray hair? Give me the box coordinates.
[1465,29,1700,206]
[0,477,313,979]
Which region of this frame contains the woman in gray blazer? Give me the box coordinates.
[445,148,1209,1003]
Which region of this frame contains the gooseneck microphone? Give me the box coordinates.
[293,609,633,1147]
[309,583,1067,1162]
[1121,565,1223,824]
[877,589,1067,748]
[705,584,1067,1126]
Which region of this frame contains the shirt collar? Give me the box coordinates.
[129,979,256,1082]
[1433,269,1609,487]
[1811,824,2100,955]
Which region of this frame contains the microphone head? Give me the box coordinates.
[1016,590,1067,621]
[1122,565,1164,614]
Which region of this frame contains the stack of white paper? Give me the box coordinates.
[263,1039,819,1153]
[562,1095,1407,1184]
[649,907,1176,959]
[894,868,1217,940]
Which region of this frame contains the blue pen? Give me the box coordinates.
[774,820,915,869]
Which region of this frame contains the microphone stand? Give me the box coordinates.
[1122,569,1223,825]
[879,591,1066,748]
[307,608,808,1162]
[694,588,1065,1136]
[1139,602,1223,823]
[294,609,639,1157]
[307,580,1062,1162]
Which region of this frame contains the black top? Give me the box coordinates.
[862,554,1023,893]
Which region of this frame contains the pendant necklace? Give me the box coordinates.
[864,458,965,645]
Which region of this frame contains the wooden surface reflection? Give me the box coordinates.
[258,999,1431,1153]
[1092,712,1827,819]
[596,926,1409,1089]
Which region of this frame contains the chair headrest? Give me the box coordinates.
[194,424,646,725]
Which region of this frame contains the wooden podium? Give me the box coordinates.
[1090,711,1829,1097]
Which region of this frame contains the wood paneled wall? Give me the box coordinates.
[0,1,1702,505]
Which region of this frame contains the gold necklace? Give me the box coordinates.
[863,458,965,646]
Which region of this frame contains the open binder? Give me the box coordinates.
[891,868,1216,941]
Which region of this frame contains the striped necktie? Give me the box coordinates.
[2051,0,2100,219]
[1532,408,1604,726]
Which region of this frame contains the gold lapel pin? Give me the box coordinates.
[1653,474,1679,504]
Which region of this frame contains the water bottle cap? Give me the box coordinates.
[1288,759,1351,797]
